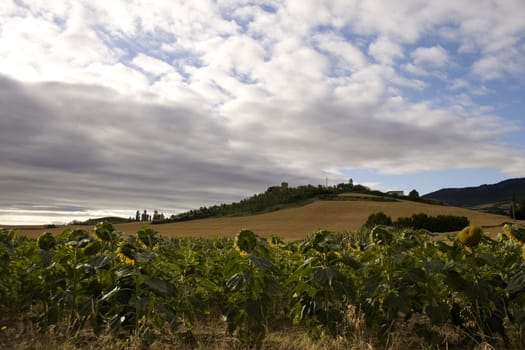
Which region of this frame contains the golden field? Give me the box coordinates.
[7,194,524,240]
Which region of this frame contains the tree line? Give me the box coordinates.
[363,212,470,232]
[135,209,165,223]
[152,182,427,224]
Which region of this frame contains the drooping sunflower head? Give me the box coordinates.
[457,225,483,248]
[369,225,394,245]
[137,227,159,248]
[37,231,56,250]
[67,229,92,248]
[234,229,257,256]
[93,222,117,242]
[117,241,137,265]
[503,224,525,245]
[0,228,16,245]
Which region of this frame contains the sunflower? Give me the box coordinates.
[137,227,159,248]
[37,232,56,250]
[116,241,137,265]
[503,224,525,245]
[93,222,117,242]
[234,229,257,256]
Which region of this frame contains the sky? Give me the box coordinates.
[1,0,524,225]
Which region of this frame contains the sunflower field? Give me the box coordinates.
[1,222,525,349]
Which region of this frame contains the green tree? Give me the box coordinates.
[515,198,525,220]
[408,189,420,200]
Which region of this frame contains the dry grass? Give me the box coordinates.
[3,317,520,350]
[9,196,524,240]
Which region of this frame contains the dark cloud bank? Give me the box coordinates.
[0,74,316,222]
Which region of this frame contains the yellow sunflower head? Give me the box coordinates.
[457,225,483,248]
[234,229,257,256]
[503,224,525,245]
[117,241,137,265]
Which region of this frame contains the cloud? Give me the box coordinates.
[411,45,449,66]
[131,53,177,78]
[449,78,469,90]
[1,1,525,223]
[368,36,404,64]
[471,48,525,80]
[401,63,429,77]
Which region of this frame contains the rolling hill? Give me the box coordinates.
[11,193,523,241]
[422,177,525,211]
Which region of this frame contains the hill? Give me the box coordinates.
[12,193,523,241]
[422,177,525,211]
[69,216,133,225]
[158,182,381,222]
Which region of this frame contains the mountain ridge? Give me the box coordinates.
[422,177,525,210]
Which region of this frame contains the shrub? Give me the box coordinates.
[394,213,469,232]
[363,212,393,228]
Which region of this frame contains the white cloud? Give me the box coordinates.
[411,45,448,66]
[449,78,468,90]
[401,63,429,76]
[368,36,404,64]
[131,53,176,77]
[448,78,491,96]
[1,0,525,223]
[471,48,525,80]
[313,32,368,73]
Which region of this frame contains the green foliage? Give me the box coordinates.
[399,213,470,232]
[365,212,469,232]
[2,223,525,348]
[224,230,280,349]
[288,230,359,337]
[408,189,420,200]
[364,212,393,228]
[162,185,336,222]
[158,183,422,223]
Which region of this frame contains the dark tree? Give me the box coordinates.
[364,212,393,227]
[408,189,420,200]
[515,198,525,220]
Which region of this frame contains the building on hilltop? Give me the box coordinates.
[267,182,289,192]
[386,190,404,196]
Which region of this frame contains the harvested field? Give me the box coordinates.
[7,196,523,240]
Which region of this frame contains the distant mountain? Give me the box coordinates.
[422,178,525,209]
